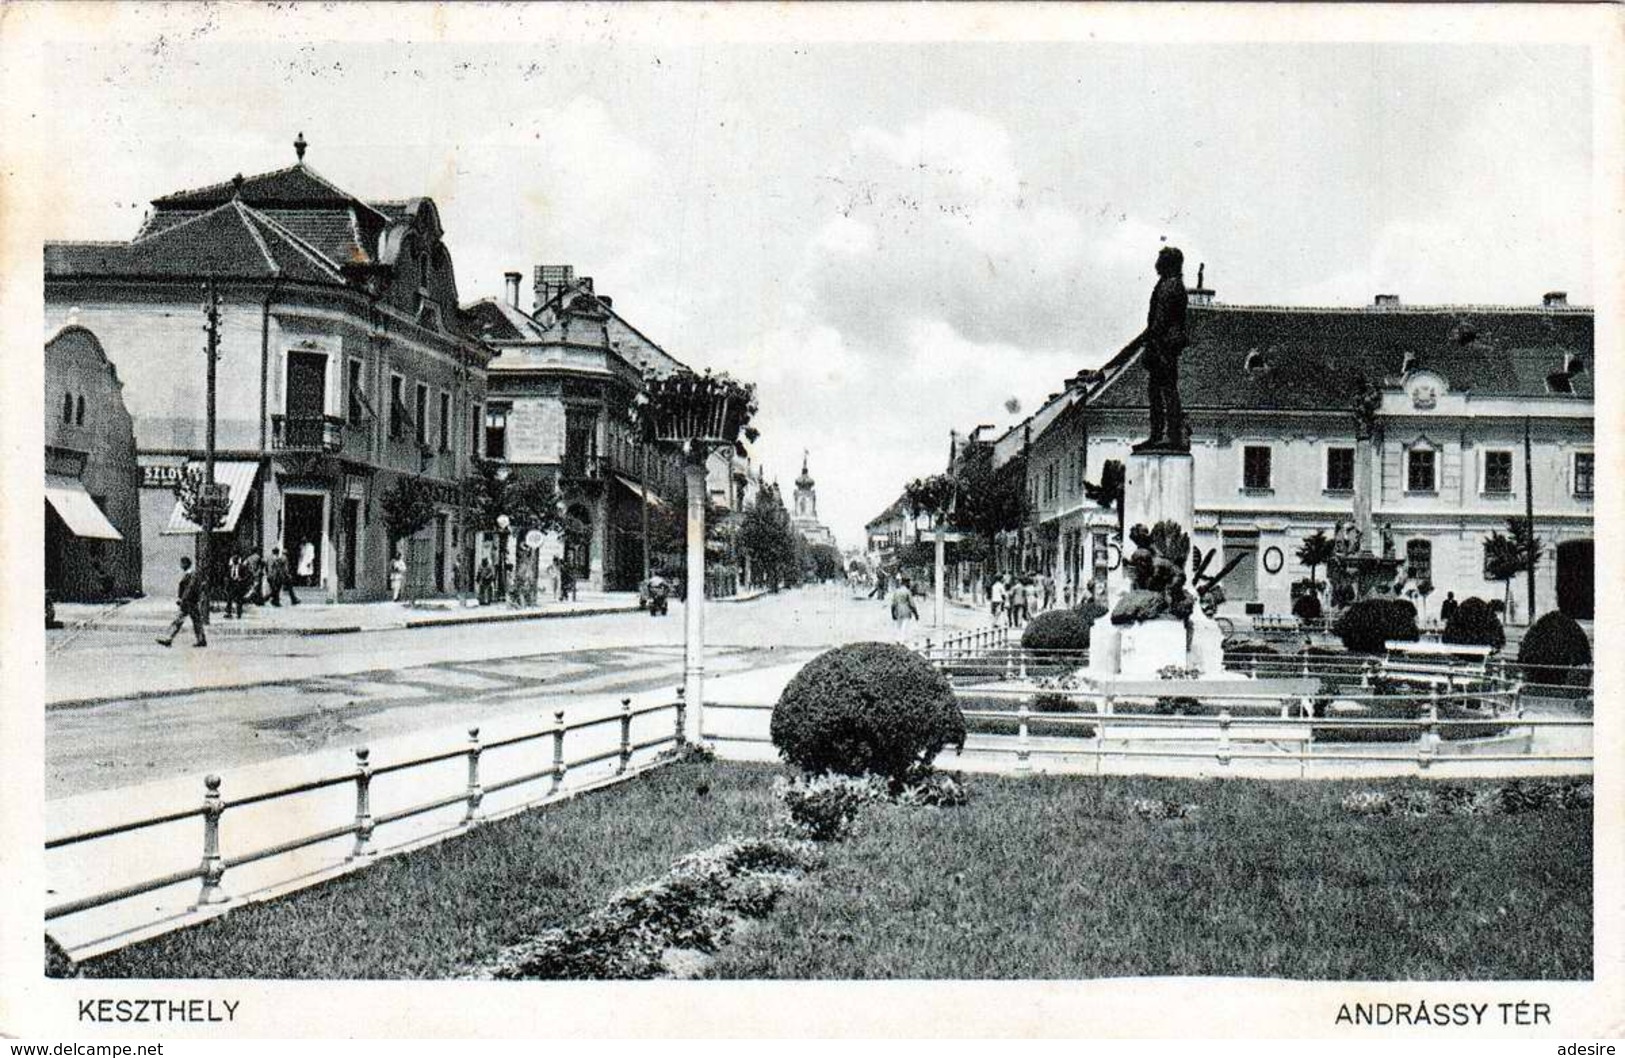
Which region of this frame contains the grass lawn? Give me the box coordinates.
[76,760,1591,980]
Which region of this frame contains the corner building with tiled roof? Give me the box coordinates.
[44,136,490,600]
[1026,287,1594,623]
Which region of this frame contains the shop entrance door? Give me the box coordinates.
[284,494,325,589]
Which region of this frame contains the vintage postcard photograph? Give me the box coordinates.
[0,0,1619,1042]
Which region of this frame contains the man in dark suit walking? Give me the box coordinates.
[267,546,299,606]
[157,556,207,648]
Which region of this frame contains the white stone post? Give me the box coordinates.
[683,457,707,744]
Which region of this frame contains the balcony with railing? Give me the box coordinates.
[272,414,345,453]
[561,450,608,484]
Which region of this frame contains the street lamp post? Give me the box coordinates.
[637,371,757,746]
[496,513,511,603]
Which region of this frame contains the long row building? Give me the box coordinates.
[891,274,1594,624]
[43,135,757,602]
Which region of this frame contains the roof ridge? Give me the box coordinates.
[231,200,281,273]
[127,199,251,246]
[1197,302,1594,316]
[245,206,347,280]
[153,163,303,204]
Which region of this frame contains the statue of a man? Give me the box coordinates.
[1133,246,1191,453]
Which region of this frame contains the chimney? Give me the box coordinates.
[503,271,521,309]
[599,295,612,310]
[1189,262,1215,306]
[1373,294,1401,309]
[1543,291,1568,309]
[533,264,576,313]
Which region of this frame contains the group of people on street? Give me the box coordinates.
[157,545,302,648]
[989,572,1054,629]
[469,551,579,607]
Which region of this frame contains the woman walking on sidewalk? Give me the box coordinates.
[389,551,407,602]
[890,576,920,641]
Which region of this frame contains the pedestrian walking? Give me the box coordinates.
[1439,591,1459,624]
[245,550,266,605]
[990,576,1006,622]
[266,546,298,606]
[224,552,247,619]
[1005,578,1021,628]
[156,556,207,648]
[476,557,495,606]
[389,551,407,602]
[297,540,316,584]
[1041,573,1056,611]
[890,576,920,641]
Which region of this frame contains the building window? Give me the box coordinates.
[61,393,73,424]
[1481,449,1513,495]
[1407,447,1436,493]
[414,383,429,447]
[1406,539,1432,585]
[472,402,483,457]
[439,391,451,453]
[76,396,86,426]
[389,375,406,441]
[1325,446,1355,492]
[1573,451,1594,497]
[485,403,509,460]
[348,359,366,425]
[1242,446,1272,490]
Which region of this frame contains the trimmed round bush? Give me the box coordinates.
[771,642,965,782]
[1518,611,1592,689]
[1443,596,1505,651]
[1021,608,1099,655]
[1333,597,1419,655]
[1073,600,1109,625]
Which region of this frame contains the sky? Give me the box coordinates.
[35,23,1594,551]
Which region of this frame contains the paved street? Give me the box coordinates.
[46,584,981,800]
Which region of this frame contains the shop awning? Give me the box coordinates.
[162,461,260,535]
[45,475,123,540]
[614,474,666,509]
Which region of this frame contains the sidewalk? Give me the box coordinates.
[51,586,774,639]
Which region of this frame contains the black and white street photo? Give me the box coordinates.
[2,0,1620,1044]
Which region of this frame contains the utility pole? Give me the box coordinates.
[1524,415,1536,623]
[200,278,222,626]
[640,441,651,586]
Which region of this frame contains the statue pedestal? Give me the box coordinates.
[1089,447,1227,682]
[1123,450,1194,537]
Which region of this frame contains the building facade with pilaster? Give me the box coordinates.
[44,137,490,601]
[1027,288,1594,622]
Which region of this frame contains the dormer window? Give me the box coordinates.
[1243,349,1268,373]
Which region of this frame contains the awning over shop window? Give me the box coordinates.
[614,474,666,509]
[162,460,260,535]
[45,475,123,540]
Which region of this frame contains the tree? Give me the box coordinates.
[942,447,1026,572]
[379,474,437,601]
[738,486,801,590]
[807,543,844,582]
[1296,529,1336,598]
[464,458,565,537]
[1483,517,1542,620]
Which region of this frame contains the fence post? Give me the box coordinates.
[1016,701,1032,776]
[1419,685,1440,770]
[674,687,687,748]
[1300,650,1310,678]
[1299,695,1315,777]
[1217,710,1233,766]
[551,710,567,794]
[194,774,228,908]
[350,748,375,860]
[463,727,484,825]
[1018,647,1028,681]
[618,697,633,775]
